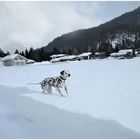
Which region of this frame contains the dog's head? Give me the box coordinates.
[60,70,71,78]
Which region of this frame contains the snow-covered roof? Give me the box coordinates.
[51,55,77,62]
[61,55,77,60]
[27,59,35,63]
[110,49,133,57]
[119,49,132,53]
[1,54,27,61]
[1,54,18,60]
[95,52,106,55]
[78,52,92,57]
[110,53,119,57]
[50,54,66,58]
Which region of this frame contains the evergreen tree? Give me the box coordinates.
[98,42,113,56]
[21,51,25,56]
[0,48,5,57]
[52,47,60,54]
[67,48,73,55]
[6,51,10,55]
[73,48,79,55]
[25,49,29,58]
[15,49,19,54]
[28,47,34,60]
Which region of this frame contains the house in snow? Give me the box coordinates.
[50,54,66,60]
[50,55,78,63]
[95,52,106,59]
[26,59,36,64]
[135,48,140,56]
[110,49,133,59]
[78,52,92,60]
[1,54,28,66]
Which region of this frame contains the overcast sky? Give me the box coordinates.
[0,1,140,52]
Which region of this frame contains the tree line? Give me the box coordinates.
[21,32,140,62]
[1,33,140,62]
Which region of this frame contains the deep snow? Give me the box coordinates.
[0,57,140,138]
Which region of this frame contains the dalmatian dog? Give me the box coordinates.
[40,70,70,96]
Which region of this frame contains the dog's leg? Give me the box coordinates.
[47,86,52,94]
[55,87,64,97]
[45,85,51,94]
[41,85,49,95]
[42,88,46,94]
[41,82,47,94]
[64,85,68,95]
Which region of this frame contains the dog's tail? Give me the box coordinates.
[28,82,41,85]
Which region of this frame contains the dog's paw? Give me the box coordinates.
[61,95,68,97]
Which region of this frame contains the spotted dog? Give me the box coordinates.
[41,70,70,96]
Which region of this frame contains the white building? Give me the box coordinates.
[110,49,133,58]
[95,52,106,58]
[50,54,66,60]
[51,55,78,63]
[1,54,28,66]
[78,52,92,60]
[26,59,36,64]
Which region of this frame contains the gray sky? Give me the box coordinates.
[0,1,140,52]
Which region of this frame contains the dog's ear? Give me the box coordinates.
[60,71,65,75]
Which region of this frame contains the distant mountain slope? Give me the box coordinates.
[44,6,140,52]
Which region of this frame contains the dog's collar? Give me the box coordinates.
[60,75,66,80]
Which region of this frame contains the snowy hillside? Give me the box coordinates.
[0,58,140,138]
[109,32,140,48]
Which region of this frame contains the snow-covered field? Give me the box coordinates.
[0,57,140,138]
